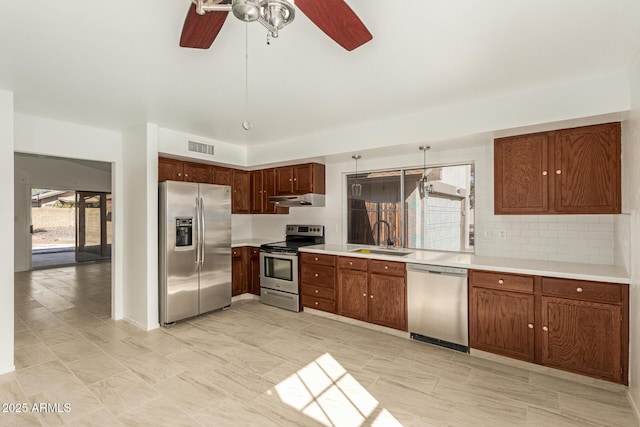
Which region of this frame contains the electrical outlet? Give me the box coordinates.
[498,229,507,241]
[482,229,492,240]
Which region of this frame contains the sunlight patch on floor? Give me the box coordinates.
[271,353,401,427]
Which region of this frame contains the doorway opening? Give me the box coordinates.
[31,189,112,269]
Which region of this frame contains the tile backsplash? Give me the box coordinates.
[475,214,615,264]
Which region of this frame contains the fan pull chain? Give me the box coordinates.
[242,23,252,131]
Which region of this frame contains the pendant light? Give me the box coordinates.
[351,155,362,197]
[418,146,431,199]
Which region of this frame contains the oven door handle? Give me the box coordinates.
[259,251,299,260]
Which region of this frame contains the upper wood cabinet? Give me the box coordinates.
[158,157,184,182]
[275,163,326,195]
[232,170,250,214]
[183,162,211,183]
[212,166,232,186]
[494,122,621,215]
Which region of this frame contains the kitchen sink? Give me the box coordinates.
[350,248,413,257]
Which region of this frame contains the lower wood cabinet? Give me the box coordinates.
[336,256,407,331]
[231,247,247,297]
[231,246,261,297]
[469,269,629,384]
[300,253,336,313]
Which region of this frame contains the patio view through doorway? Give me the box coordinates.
[31,189,112,269]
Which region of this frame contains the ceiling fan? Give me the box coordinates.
[180,0,373,51]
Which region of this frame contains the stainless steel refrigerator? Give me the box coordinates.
[159,181,231,326]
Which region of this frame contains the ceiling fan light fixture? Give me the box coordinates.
[232,0,261,22]
[260,0,295,32]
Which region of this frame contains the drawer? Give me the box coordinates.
[249,247,260,256]
[368,259,406,276]
[300,265,336,288]
[232,248,243,258]
[301,295,336,313]
[301,284,335,301]
[337,256,368,271]
[542,277,622,303]
[300,252,336,267]
[471,270,533,293]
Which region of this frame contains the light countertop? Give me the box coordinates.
[231,238,274,248]
[299,244,630,284]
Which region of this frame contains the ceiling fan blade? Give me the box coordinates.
[296,0,372,51]
[179,3,229,49]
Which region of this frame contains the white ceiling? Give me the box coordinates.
[1,1,640,148]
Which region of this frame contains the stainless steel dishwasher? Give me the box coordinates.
[407,264,469,352]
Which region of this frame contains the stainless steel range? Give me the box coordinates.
[260,225,325,312]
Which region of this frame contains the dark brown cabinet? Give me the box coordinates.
[336,257,407,331]
[249,247,261,296]
[212,166,232,186]
[232,170,250,214]
[300,253,337,313]
[158,157,184,182]
[275,163,326,195]
[231,247,247,297]
[469,269,629,384]
[494,122,621,215]
[183,162,211,183]
[250,170,266,214]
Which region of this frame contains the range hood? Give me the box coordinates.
[268,193,325,207]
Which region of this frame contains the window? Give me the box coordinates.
[347,163,474,253]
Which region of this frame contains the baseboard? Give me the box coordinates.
[232,293,259,302]
[123,316,159,331]
[0,364,16,376]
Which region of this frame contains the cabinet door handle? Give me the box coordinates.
[315,289,319,294]
[294,178,297,181]
[370,295,374,299]
[528,323,534,329]
[576,287,583,293]
[178,173,182,177]
[185,174,189,177]
[314,273,319,277]
[542,326,549,332]
[542,171,548,176]
[289,178,292,182]
[498,279,504,284]
[315,302,319,306]
[362,293,367,297]
[556,169,562,175]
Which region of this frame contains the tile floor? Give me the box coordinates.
[2,263,638,426]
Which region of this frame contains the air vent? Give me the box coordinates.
[187,140,215,156]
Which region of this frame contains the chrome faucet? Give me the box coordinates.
[372,219,392,248]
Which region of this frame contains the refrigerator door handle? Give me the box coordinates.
[195,196,200,267]
[200,197,206,266]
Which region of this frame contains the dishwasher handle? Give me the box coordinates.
[407,263,467,277]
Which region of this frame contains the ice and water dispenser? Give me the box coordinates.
[175,218,193,248]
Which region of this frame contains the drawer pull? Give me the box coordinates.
[314,273,319,277]
[315,289,319,294]
[314,257,318,261]
[576,287,583,293]
[384,266,389,270]
[498,279,504,284]
[528,323,534,329]
[315,302,318,306]
[349,261,353,265]
[542,326,549,332]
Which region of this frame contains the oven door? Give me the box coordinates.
[260,251,299,294]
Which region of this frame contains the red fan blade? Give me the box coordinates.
[180,3,229,49]
[296,0,372,51]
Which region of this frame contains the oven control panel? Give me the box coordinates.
[286,225,324,237]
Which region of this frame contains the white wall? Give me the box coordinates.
[121,124,159,330]
[13,154,112,272]
[0,90,15,374]
[621,53,640,418]
[253,141,615,265]
[248,73,630,165]
[158,127,247,166]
